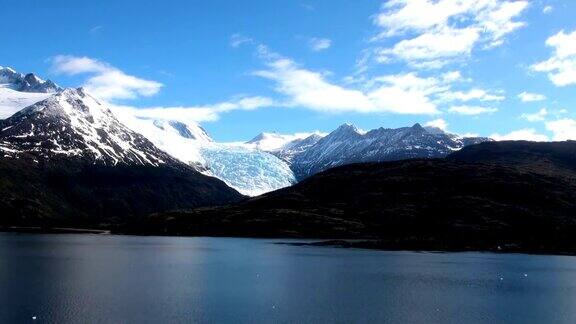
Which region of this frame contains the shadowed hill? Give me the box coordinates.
[0,156,243,228]
[125,141,576,254]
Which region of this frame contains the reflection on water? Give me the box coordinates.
[1,233,576,323]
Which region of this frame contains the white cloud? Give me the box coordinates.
[111,96,274,124]
[532,30,576,86]
[425,118,448,131]
[491,128,549,141]
[51,55,276,123]
[309,38,332,51]
[448,105,498,115]
[521,108,548,122]
[377,27,480,68]
[543,6,553,14]
[373,0,529,68]
[51,55,163,101]
[518,91,546,102]
[253,55,441,114]
[230,33,253,48]
[438,88,505,102]
[441,71,465,82]
[252,45,509,116]
[545,119,576,141]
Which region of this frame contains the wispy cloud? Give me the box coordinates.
[371,0,529,68]
[448,105,498,115]
[111,96,274,124]
[250,43,507,116]
[438,89,505,102]
[253,48,441,114]
[51,55,162,101]
[52,55,274,123]
[230,33,253,48]
[309,38,332,51]
[518,91,546,102]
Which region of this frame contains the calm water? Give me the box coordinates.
[1,234,576,323]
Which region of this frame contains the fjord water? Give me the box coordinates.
[1,234,576,324]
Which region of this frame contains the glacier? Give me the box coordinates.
[115,113,296,196]
[201,145,295,196]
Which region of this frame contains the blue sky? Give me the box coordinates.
[2,0,576,142]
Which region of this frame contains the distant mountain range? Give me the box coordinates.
[0,66,493,197]
[247,123,491,180]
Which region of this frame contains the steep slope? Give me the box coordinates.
[0,88,243,227]
[0,88,175,165]
[282,123,491,179]
[118,115,296,196]
[129,141,576,254]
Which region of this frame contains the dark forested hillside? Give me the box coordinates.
[0,156,243,228]
[125,141,576,254]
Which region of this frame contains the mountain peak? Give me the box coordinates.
[1,88,176,166]
[23,73,42,83]
[411,123,424,130]
[247,132,281,143]
[332,123,361,135]
[0,67,61,93]
[336,122,357,130]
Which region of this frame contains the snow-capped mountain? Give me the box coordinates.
[0,88,175,166]
[0,66,61,93]
[117,116,296,196]
[0,68,242,226]
[259,123,491,180]
[0,67,62,118]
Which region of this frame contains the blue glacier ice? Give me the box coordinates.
[201,145,296,196]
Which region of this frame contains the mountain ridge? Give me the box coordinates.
[1,88,177,166]
[264,122,491,179]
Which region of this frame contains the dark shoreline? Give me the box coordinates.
[275,240,576,257]
[0,226,110,235]
[2,228,576,257]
